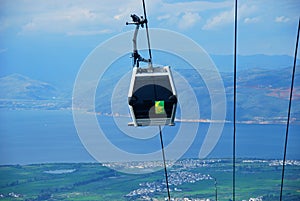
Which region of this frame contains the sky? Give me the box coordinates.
[0,0,299,86]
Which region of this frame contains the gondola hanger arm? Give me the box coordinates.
[126,14,150,68]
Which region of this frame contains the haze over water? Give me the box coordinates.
[0,110,299,165]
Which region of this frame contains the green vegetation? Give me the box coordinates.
[0,159,299,201]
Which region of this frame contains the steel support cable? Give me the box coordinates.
[141,1,169,199]
[233,0,238,201]
[159,126,171,201]
[279,17,300,201]
[142,0,153,64]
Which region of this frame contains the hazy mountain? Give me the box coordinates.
[0,74,71,110]
[211,54,298,72]
[0,73,60,100]
[92,65,300,123]
[178,67,300,122]
[1,54,299,123]
[224,67,300,122]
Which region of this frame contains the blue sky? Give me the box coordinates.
[0,0,299,85]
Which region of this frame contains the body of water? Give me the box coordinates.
[0,110,299,165]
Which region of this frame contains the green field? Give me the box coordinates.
[0,159,299,201]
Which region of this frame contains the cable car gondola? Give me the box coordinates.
[128,66,177,126]
[126,14,177,127]
[125,1,176,199]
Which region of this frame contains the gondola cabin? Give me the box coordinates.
[128,66,177,126]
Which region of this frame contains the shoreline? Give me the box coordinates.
[1,108,299,125]
[1,157,300,167]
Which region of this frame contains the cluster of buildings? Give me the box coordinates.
[103,160,174,170]
[168,171,212,186]
[125,170,213,199]
[103,158,223,171]
[245,196,263,201]
[0,192,22,199]
[268,160,300,166]
[242,159,300,167]
[134,197,212,201]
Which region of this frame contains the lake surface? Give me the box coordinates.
[0,110,299,165]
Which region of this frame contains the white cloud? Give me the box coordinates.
[157,14,171,21]
[275,16,290,23]
[202,9,233,30]
[2,0,142,35]
[67,29,112,36]
[1,0,234,35]
[18,6,119,35]
[2,0,297,36]
[202,2,258,30]
[178,12,201,30]
[158,0,231,29]
[244,17,260,24]
[159,0,231,14]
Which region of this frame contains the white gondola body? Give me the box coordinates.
[128,66,177,126]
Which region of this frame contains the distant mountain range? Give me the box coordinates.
[0,74,69,110]
[223,67,300,123]
[0,73,59,100]
[211,54,299,72]
[0,54,299,123]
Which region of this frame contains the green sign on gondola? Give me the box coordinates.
[155,100,165,114]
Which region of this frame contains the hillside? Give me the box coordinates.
[0,74,69,110]
[211,54,299,72]
[223,67,300,122]
[0,64,299,123]
[92,66,300,123]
